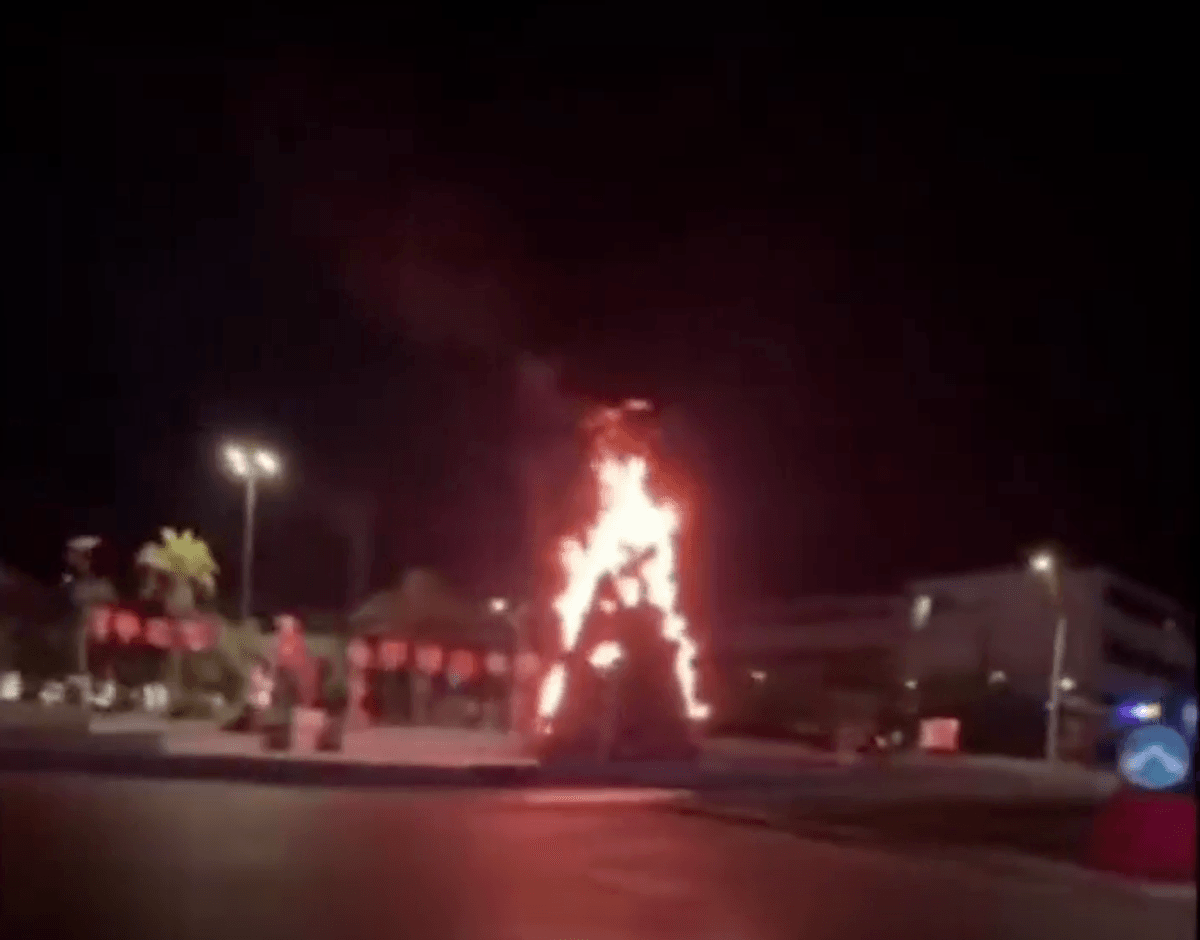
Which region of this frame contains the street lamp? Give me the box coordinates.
[223,443,281,622]
[1029,548,1069,760]
[487,597,529,733]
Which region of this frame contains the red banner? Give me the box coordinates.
[485,651,510,676]
[447,649,477,682]
[347,638,373,671]
[415,644,443,675]
[378,639,407,671]
[113,610,141,644]
[144,617,173,649]
[180,619,215,652]
[515,651,541,680]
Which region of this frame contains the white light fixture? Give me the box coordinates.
[488,597,509,615]
[750,669,767,683]
[904,678,918,690]
[988,669,1007,685]
[1058,675,1076,692]
[224,444,250,477]
[254,450,280,476]
[1030,550,1055,574]
[223,442,281,479]
[911,595,932,630]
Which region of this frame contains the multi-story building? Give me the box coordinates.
[902,565,1195,759]
[708,595,909,747]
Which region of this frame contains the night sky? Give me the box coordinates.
[3,20,1192,622]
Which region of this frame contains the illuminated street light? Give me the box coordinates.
[222,442,283,621]
[488,597,509,615]
[1030,550,1055,574]
[1029,547,1069,760]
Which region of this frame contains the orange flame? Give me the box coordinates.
[536,402,710,724]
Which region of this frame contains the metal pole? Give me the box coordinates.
[240,473,258,623]
[1045,613,1068,760]
[509,608,525,734]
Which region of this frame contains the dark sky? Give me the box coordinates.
[2,20,1192,620]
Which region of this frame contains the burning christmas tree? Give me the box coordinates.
[534,399,709,762]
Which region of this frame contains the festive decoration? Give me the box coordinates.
[447,650,477,683]
[180,619,215,652]
[378,639,407,671]
[144,617,173,649]
[347,638,373,671]
[415,644,444,675]
[515,651,541,680]
[485,651,510,677]
[113,610,141,644]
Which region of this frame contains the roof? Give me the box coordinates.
[348,568,510,649]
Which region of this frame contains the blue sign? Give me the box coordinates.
[1118,724,1192,791]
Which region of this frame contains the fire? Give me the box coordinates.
[536,402,710,724]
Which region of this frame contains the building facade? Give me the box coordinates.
[902,565,1195,759]
[709,596,910,747]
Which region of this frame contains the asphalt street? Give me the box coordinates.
[1,772,1193,940]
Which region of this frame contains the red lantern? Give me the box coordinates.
[144,617,173,649]
[181,619,214,652]
[447,650,477,683]
[347,638,373,671]
[485,651,510,677]
[378,639,407,671]
[113,610,141,644]
[415,644,443,675]
[515,651,541,680]
[88,605,113,642]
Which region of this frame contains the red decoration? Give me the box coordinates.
[88,605,113,642]
[144,617,173,649]
[485,651,510,677]
[415,644,444,675]
[515,651,541,680]
[378,639,407,671]
[347,638,373,670]
[447,650,477,682]
[113,610,141,644]
[180,619,214,652]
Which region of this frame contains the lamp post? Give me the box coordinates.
[223,443,281,622]
[489,597,526,733]
[1030,549,1069,761]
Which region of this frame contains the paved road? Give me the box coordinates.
[1,773,1192,940]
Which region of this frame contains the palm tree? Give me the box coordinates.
[136,528,219,701]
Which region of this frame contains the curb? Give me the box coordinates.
[0,742,826,792]
[673,801,1197,901]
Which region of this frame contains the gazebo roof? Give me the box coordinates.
[349,568,509,649]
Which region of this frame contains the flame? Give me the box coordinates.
[536,403,710,724]
[588,640,624,670]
